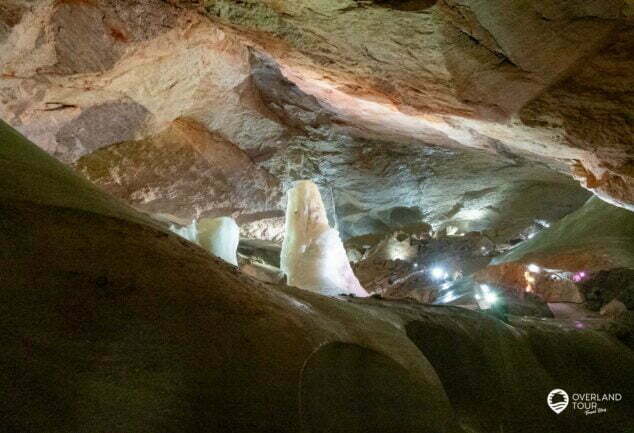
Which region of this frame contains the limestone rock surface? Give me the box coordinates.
[2,0,622,244]
[197,0,634,209]
[75,118,283,227]
[601,299,628,319]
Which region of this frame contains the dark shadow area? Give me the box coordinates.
[375,0,437,11]
[404,320,503,432]
[405,317,634,433]
[523,325,634,430]
[299,342,446,433]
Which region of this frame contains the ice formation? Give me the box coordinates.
[168,217,239,266]
[281,180,368,297]
[169,220,198,244]
[197,217,240,266]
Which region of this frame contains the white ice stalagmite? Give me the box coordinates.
[281,180,368,297]
[197,216,240,266]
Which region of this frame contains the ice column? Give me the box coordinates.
[197,216,240,266]
[280,180,368,297]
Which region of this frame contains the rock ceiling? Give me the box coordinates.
[1,0,632,241]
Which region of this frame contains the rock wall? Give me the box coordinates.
[474,196,634,300]
[494,196,634,270]
[0,0,611,243]
[201,0,634,209]
[75,118,283,225]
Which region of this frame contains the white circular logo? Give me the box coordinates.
[548,389,569,414]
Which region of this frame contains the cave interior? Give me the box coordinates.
[1,0,633,432]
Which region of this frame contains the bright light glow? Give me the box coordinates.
[475,284,500,309]
[484,292,498,304]
[460,209,485,220]
[572,270,587,282]
[527,232,536,239]
[444,291,455,303]
[388,249,407,261]
[386,237,415,262]
[430,267,446,280]
[413,263,418,268]
[446,226,459,236]
[527,264,541,273]
[440,282,452,290]
[536,219,551,228]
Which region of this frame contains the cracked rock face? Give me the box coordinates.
[75,118,283,227]
[200,0,633,207]
[0,0,631,242]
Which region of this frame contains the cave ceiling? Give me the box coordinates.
[1,0,632,241]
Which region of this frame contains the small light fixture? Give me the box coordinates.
[430,267,446,280]
[527,264,541,273]
[536,219,551,228]
[484,292,498,304]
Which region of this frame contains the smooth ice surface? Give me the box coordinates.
[169,221,198,244]
[168,217,239,266]
[198,217,240,266]
[281,180,368,297]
